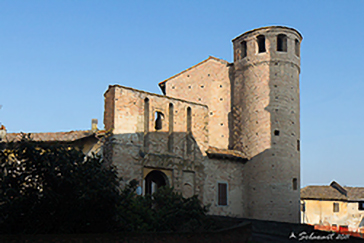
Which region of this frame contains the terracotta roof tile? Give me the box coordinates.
[5,130,105,143]
[206,146,249,162]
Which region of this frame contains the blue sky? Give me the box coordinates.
[1,1,363,187]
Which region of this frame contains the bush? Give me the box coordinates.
[118,181,210,232]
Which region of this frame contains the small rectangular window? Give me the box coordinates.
[292,178,298,190]
[359,202,364,210]
[218,183,228,206]
[333,203,340,212]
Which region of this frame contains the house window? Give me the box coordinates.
[333,203,340,212]
[359,202,364,210]
[218,183,228,206]
[257,35,266,53]
[277,34,287,52]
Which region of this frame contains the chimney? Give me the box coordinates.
[91,119,98,132]
[0,125,6,141]
[330,181,347,196]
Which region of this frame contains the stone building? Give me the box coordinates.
[104,26,302,223]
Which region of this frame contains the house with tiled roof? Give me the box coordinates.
[301,181,364,231]
[4,119,105,157]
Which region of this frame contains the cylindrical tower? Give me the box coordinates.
[231,26,302,223]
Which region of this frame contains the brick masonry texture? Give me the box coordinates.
[104,26,302,223]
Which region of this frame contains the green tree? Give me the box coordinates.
[0,135,121,234]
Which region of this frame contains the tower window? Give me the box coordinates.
[155,112,164,130]
[241,40,247,58]
[277,34,287,52]
[295,39,300,57]
[297,140,300,151]
[257,35,266,53]
[292,178,298,190]
[274,130,280,136]
[218,183,228,206]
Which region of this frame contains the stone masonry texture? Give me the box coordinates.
[104,26,302,223]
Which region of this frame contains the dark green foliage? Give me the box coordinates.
[0,135,121,234]
[117,181,211,232]
[0,135,211,234]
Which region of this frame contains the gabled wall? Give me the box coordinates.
[160,57,231,149]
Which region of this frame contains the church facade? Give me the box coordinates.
[103,26,302,223]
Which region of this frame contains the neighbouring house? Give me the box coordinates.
[301,181,364,231]
[4,119,104,157]
[103,26,302,223]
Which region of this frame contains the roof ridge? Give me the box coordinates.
[158,56,229,86]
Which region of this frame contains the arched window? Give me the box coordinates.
[241,41,247,58]
[186,107,192,153]
[257,35,266,53]
[295,39,300,57]
[277,34,287,52]
[144,98,149,150]
[155,111,164,130]
[168,103,174,152]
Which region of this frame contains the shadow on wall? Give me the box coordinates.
[103,131,206,197]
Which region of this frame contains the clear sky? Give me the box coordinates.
[1,1,363,188]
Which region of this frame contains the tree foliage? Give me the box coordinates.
[0,135,211,234]
[0,135,121,234]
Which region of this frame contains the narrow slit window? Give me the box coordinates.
[292,178,298,190]
[297,139,300,151]
[168,104,174,152]
[155,111,164,130]
[277,34,287,52]
[186,107,192,153]
[241,40,247,58]
[257,35,266,53]
[218,183,228,206]
[144,98,150,150]
[144,98,149,132]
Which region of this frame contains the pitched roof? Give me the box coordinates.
[206,146,249,162]
[158,56,229,86]
[5,130,104,143]
[301,181,364,201]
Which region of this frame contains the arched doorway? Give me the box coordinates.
[144,170,168,195]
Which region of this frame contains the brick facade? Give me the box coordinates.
[104,26,302,223]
